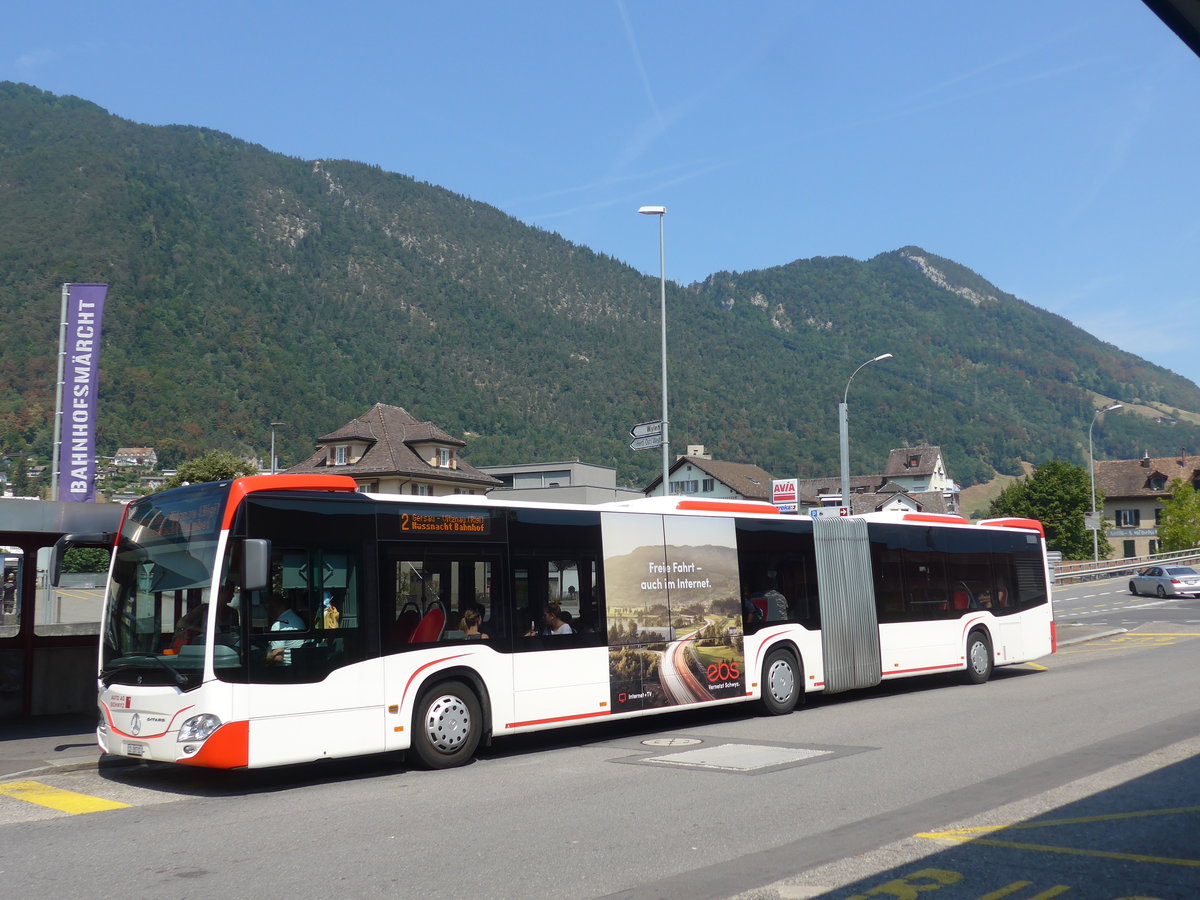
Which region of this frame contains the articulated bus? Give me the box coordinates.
[65,474,1054,770]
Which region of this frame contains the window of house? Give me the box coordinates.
[439,448,452,468]
[702,478,714,492]
[673,480,699,494]
[334,445,348,466]
[358,481,377,494]
[413,484,431,496]
[1115,509,1140,527]
[909,455,920,468]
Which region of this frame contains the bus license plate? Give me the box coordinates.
[124,743,146,757]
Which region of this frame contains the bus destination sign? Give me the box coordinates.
[400,511,491,535]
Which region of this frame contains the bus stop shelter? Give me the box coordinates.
[0,498,122,718]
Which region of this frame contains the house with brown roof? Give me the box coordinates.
[285,403,501,496]
[792,446,959,514]
[1093,450,1200,557]
[643,446,773,501]
[883,446,956,494]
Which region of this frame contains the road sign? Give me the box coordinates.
[630,435,663,451]
[630,420,663,439]
[810,506,850,518]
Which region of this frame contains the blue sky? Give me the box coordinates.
[5,1,1199,389]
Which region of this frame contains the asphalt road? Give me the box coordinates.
[1,600,1196,899]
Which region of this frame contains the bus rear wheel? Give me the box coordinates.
[759,648,801,715]
[963,630,993,684]
[411,680,482,769]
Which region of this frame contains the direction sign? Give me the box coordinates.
[810,506,850,518]
[629,435,663,451]
[630,420,663,439]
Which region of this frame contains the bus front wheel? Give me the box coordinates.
[759,648,802,715]
[411,680,482,769]
[963,630,993,685]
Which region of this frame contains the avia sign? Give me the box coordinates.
[772,479,797,505]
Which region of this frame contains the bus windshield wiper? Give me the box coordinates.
[102,655,189,688]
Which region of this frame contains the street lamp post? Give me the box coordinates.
[269,422,286,475]
[638,205,669,494]
[1088,402,1122,562]
[839,353,893,511]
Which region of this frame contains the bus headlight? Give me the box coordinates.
[178,713,222,742]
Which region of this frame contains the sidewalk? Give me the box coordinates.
[1,624,1121,781]
[0,713,104,780]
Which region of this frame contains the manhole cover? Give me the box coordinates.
[642,737,703,747]
[644,742,833,771]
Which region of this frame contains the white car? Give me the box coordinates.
[1129,565,1200,598]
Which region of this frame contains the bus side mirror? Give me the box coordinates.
[49,532,114,588]
[242,538,271,592]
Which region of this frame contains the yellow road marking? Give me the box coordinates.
[0,780,129,814]
[1025,663,1048,671]
[918,805,1200,868]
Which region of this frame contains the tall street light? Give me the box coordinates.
[839,353,893,511]
[1088,402,1122,562]
[638,205,670,494]
[269,422,286,475]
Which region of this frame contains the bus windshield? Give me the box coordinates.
[101,481,230,688]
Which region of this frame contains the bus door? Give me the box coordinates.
[236,494,383,765]
[379,544,511,747]
[509,554,608,727]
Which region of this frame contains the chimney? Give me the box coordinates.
[1141,451,1151,468]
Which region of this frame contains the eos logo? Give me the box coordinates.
[705,661,741,682]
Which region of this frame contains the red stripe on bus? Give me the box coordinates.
[902,513,969,525]
[674,499,780,514]
[223,474,360,528]
[177,720,249,769]
[978,516,1045,537]
[399,653,473,708]
[102,703,195,740]
[505,710,612,729]
[888,663,960,675]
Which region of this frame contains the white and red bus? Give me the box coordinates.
[68,474,1053,770]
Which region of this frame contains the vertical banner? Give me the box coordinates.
[58,283,108,502]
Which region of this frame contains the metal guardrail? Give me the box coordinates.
[1053,547,1200,584]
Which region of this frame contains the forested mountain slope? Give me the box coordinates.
[2,82,1197,488]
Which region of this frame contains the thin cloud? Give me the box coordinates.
[15,48,59,70]
[616,0,665,133]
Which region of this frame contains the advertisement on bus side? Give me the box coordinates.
[602,512,745,712]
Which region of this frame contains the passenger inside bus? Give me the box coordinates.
[526,603,573,636]
[170,583,241,652]
[459,606,488,640]
[265,592,305,664]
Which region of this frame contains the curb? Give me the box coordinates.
[1055,627,1127,647]
[3,753,137,781]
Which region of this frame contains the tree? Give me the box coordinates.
[10,457,30,498]
[61,547,111,573]
[1157,479,1200,552]
[162,450,258,490]
[985,459,1102,560]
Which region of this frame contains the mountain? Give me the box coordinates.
[2,81,1199,490]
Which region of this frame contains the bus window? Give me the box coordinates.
[734,518,819,632]
[227,494,372,684]
[382,550,503,648]
[508,506,604,648]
